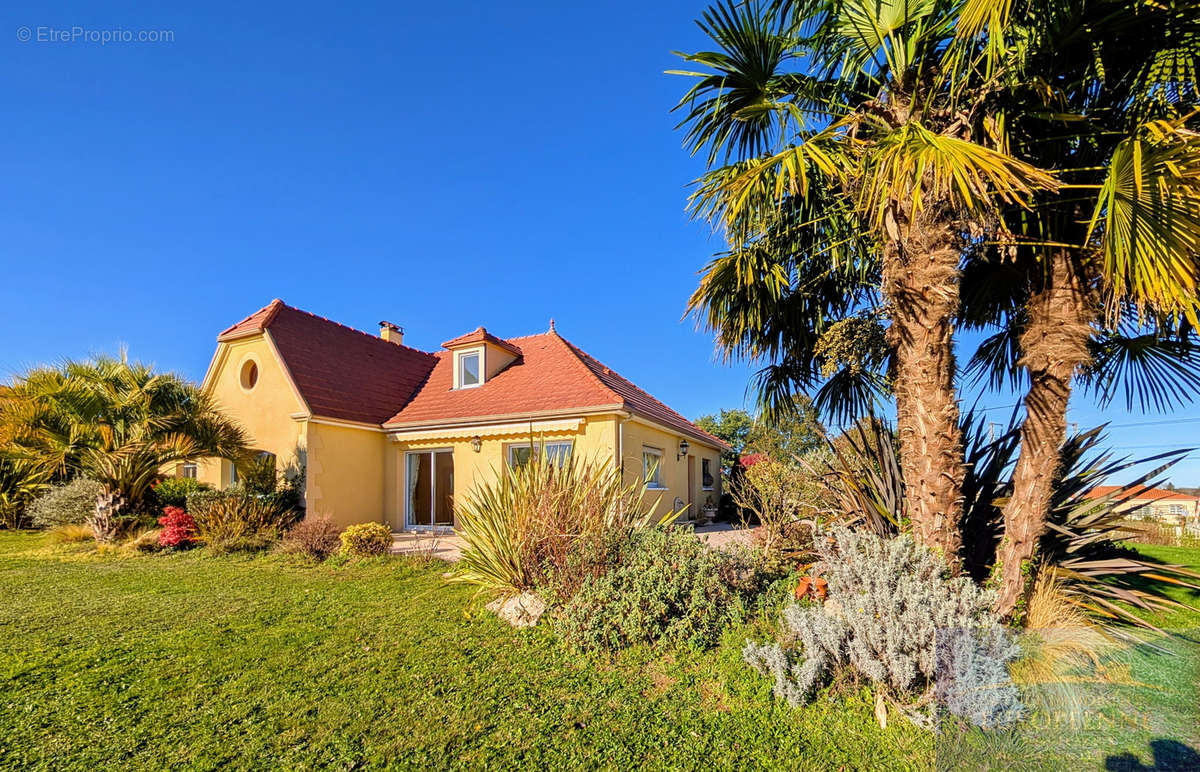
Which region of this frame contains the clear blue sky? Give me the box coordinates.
[3,1,1197,484]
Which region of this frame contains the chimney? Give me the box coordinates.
[379,321,404,345]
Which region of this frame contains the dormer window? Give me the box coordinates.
[456,349,482,389]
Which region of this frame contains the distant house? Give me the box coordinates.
[179,300,727,529]
[1085,485,1200,528]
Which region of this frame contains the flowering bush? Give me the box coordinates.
[157,506,197,548]
[339,522,393,557]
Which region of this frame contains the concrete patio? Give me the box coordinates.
[390,522,759,563]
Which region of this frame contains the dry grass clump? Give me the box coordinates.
[48,523,95,543]
[1011,571,1121,720]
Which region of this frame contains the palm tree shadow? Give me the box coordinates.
[1105,739,1200,771]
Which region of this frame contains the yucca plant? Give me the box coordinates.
[452,453,681,599]
[1037,428,1200,636]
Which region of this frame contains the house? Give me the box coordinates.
[1085,485,1200,528]
[182,300,727,529]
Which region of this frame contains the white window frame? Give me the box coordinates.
[701,457,714,491]
[455,347,484,389]
[643,446,665,489]
[181,462,198,479]
[506,439,574,468]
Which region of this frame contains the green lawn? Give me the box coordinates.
[0,532,928,771]
[2,533,1197,771]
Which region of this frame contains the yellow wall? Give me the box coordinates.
[385,413,723,528]
[194,334,307,489]
[386,415,619,530]
[617,418,723,521]
[305,421,387,528]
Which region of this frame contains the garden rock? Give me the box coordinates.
[486,592,546,628]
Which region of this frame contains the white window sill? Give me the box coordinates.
[646,485,668,491]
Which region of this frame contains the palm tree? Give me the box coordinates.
[673,0,1055,564]
[954,0,1200,615]
[7,355,249,541]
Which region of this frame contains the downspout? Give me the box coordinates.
[616,411,630,479]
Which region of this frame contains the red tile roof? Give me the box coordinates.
[1085,485,1199,502]
[440,326,522,357]
[214,301,727,449]
[218,300,437,424]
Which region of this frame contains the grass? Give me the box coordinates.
[0,531,929,771]
[2,532,1196,771]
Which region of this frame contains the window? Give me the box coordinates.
[181,462,198,479]
[457,350,481,388]
[643,447,664,488]
[701,458,714,490]
[507,440,573,468]
[1169,504,1185,515]
[239,359,259,390]
[227,460,239,486]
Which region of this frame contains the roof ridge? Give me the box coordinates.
[234,300,437,359]
[283,304,437,358]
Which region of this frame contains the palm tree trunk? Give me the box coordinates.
[882,205,966,570]
[992,251,1094,617]
[90,491,125,543]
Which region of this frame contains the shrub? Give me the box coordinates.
[280,516,342,560]
[186,486,297,549]
[743,528,1021,729]
[730,457,827,557]
[27,478,103,529]
[339,522,393,557]
[157,506,197,548]
[48,523,94,543]
[555,527,767,651]
[150,477,207,510]
[453,454,675,599]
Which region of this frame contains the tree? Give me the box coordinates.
[696,402,824,470]
[954,0,1200,614]
[695,408,754,468]
[674,0,1055,565]
[5,355,249,541]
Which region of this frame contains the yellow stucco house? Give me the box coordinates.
[183,300,727,530]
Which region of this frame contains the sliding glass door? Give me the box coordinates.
[405,450,454,529]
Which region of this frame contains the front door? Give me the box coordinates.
[405,450,454,529]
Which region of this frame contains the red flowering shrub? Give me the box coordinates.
[158,506,197,548]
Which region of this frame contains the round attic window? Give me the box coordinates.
[239,359,259,391]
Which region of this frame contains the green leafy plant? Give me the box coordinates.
[452,454,679,599]
[149,477,208,510]
[339,522,393,557]
[556,527,769,651]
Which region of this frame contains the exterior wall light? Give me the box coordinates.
[677,438,689,460]
[471,436,482,453]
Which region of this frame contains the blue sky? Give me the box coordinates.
[2,1,1197,484]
